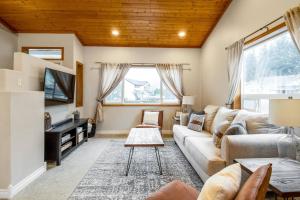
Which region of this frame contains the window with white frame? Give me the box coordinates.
[241,30,300,113]
[105,67,179,105]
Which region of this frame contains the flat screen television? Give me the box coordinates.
[43,68,75,105]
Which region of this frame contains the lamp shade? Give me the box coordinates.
[182,96,195,105]
[269,99,300,127]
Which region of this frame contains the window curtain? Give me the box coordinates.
[284,6,300,52]
[225,39,245,107]
[156,64,184,101]
[94,63,130,122]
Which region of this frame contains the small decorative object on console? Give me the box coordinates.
[44,112,52,131]
[88,118,96,138]
[72,110,80,121]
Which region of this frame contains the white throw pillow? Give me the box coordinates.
[187,114,205,132]
[197,163,241,200]
[143,111,159,125]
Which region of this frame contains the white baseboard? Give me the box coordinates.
[0,186,12,199]
[0,162,46,199]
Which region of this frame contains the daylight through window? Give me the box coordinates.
[241,30,300,113]
[105,67,179,105]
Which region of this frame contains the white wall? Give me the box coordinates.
[200,0,300,107]
[17,33,75,69]
[0,91,45,197]
[83,47,202,134]
[13,53,75,124]
[17,34,85,123]
[0,24,17,69]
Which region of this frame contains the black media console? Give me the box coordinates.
[45,118,88,165]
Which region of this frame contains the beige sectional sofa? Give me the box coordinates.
[173,105,285,182]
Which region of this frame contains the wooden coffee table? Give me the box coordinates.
[124,128,164,176]
[235,158,300,199]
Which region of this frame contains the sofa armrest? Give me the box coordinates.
[221,134,284,165]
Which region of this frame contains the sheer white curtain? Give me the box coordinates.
[284,5,300,52]
[225,39,245,107]
[156,64,184,101]
[94,63,130,122]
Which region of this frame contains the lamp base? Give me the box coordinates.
[277,127,300,161]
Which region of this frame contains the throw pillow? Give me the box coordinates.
[235,164,272,200]
[197,163,242,200]
[188,110,205,122]
[187,114,205,132]
[143,111,159,125]
[211,107,238,134]
[225,121,247,136]
[203,105,219,133]
[213,120,231,148]
[213,121,247,149]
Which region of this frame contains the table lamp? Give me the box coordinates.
[269,98,300,161]
[182,96,194,113]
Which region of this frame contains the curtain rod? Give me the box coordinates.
[91,62,191,71]
[225,16,284,50]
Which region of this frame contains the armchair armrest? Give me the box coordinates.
[221,134,285,165]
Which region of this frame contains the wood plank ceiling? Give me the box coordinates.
[0,0,231,47]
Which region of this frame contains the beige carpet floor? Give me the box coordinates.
[10,137,297,200]
[13,138,112,200]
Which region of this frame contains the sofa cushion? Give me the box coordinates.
[185,137,226,176]
[224,121,247,136]
[173,125,210,145]
[211,107,237,134]
[203,105,219,133]
[245,115,284,134]
[187,114,205,132]
[232,110,284,134]
[213,121,231,148]
[197,163,241,200]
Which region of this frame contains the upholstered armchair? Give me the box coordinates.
[136,110,163,130]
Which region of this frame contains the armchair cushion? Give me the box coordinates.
[146,180,199,200]
[143,111,159,125]
[137,110,163,129]
[136,124,161,129]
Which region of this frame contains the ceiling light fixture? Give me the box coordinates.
[112,30,119,36]
[178,31,186,38]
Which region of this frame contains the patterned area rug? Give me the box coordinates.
[69,140,203,200]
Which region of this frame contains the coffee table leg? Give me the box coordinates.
[155,147,162,175]
[125,147,134,176]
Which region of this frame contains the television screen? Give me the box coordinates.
[43,68,75,105]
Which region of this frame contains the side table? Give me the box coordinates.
[235,158,300,200]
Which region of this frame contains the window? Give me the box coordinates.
[105,67,179,105]
[241,30,300,113]
[22,47,64,60]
